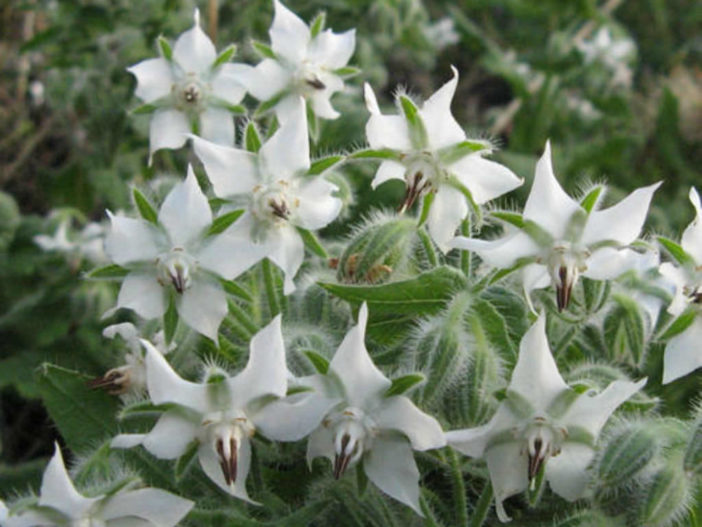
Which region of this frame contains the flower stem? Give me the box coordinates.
[262,258,281,316]
[469,480,493,527]
[450,448,469,527]
[418,227,438,267]
[460,218,471,277]
[420,494,441,527]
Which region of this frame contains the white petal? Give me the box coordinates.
[523,141,581,239]
[116,272,167,320]
[159,165,212,248]
[681,187,702,263]
[111,434,147,449]
[144,339,210,413]
[306,424,335,467]
[445,422,495,458]
[509,313,569,413]
[199,107,234,147]
[522,262,550,294]
[428,185,468,254]
[484,442,529,521]
[141,410,200,460]
[450,231,539,269]
[659,262,690,316]
[371,160,406,189]
[307,29,356,69]
[260,98,310,180]
[310,91,340,120]
[583,247,646,280]
[197,437,257,502]
[39,443,98,517]
[562,378,646,437]
[237,59,291,101]
[190,136,258,198]
[100,488,193,525]
[2,510,56,527]
[329,303,392,408]
[294,177,342,230]
[373,396,445,451]
[270,0,310,64]
[581,182,660,247]
[127,58,175,103]
[363,82,381,115]
[229,315,288,405]
[663,317,702,383]
[177,278,228,342]
[211,63,248,105]
[173,14,216,75]
[546,443,594,502]
[105,212,162,265]
[149,108,190,155]
[265,224,305,295]
[420,66,465,149]
[365,112,411,151]
[363,436,422,515]
[451,155,523,205]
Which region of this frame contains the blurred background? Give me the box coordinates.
[0,0,699,492]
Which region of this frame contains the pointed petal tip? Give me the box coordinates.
[363,83,380,114]
[193,8,201,27]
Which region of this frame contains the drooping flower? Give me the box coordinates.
[191,97,341,294]
[446,314,646,522]
[104,167,238,341]
[111,316,289,502]
[0,443,193,526]
[128,9,246,160]
[658,187,702,383]
[452,141,660,310]
[254,303,446,514]
[362,69,522,252]
[237,0,356,123]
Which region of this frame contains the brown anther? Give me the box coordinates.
[556,267,572,311]
[216,436,239,486]
[333,434,352,479]
[527,438,544,481]
[87,369,129,395]
[399,171,430,213]
[269,198,290,220]
[184,86,199,102]
[306,77,326,90]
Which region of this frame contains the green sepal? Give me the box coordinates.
[287,385,314,396]
[385,373,424,397]
[245,121,262,153]
[493,388,507,402]
[254,91,286,117]
[503,389,535,419]
[527,459,547,507]
[304,350,330,374]
[659,307,696,340]
[546,387,579,419]
[221,279,254,302]
[522,219,554,247]
[213,44,237,68]
[309,155,344,175]
[164,295,178,344]
[437,140,487,165]
[297,227,328,259]
[207,209,244,235]
[209,100,246,114]
[399,95,428,149]
[157,35,173,60]
[417,191,435,227]
[252,39,276,59]
[657,236,695,267]
[349,148,403,161]
[131,103,159,115]
[209,197,231,210]
[491,211,524,229]
[309,12,326,38]
[118,400,178,420]
[132,187,159,224]
[356,466,369,495]
[174,440,200,481]
[86,264,129,280]
[597,425,657,486]
[334,66,361,78]
[580,185,605,213]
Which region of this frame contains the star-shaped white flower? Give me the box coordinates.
[191,98,341,294]
[452,141,660,310]
[104,167,238,341]
[658,187,702,383]
[111,316,289,502]
[128,9,246,160]
[237,0,356,123]
[0,443,192,526]
[446,314,646,522]
[363,68,522,252]
[254,303,445,514]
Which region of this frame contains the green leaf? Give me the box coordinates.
[245,121,262,153]
[304,350,329,374]
[207,209,244,235]
[157,35,173,60]
[132,188,158,224]
[297,227,328,259]
[164,295,178,344]
[657,236,695,267]
[174,441,199,481]
[491,211,524,229]
[334,66,361,78]
[399,95,428,149]
[213,44,237,68]
[437,140,488,165]
[580,185,604,213]
[252,39,275,59]
[221,279,253,302]
[385,373,424,396]
[603,295,646,365]
[349,148,403,161]
[309,155,344,175]
[36,364,119,452]
[309,12,326,38]
[86,264,129,280]
[131,103,158,115]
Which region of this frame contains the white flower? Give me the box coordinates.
[191,98,341,294]
[128,9,246,160]
[363,68,522,252]
[111,316,289,502]
[34,218,108,265]
[452,141,660,311]
[576,27,635,87]
[0,443,192,526]
[659,187,702,383]
[237,0,356,122]
[104,167,237,341]
[447,314,646,522]
[255,304,445,514]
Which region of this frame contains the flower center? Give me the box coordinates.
[293,60,327,96]
[173,75,208,112]
[516,416,568,487]
[399,153,442,212]
[324,407,376,479]
[156,248,196,294]
[71,516,106,527]
[201,410,255,486]
[546,242,589,311]
[250,181,300,228]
